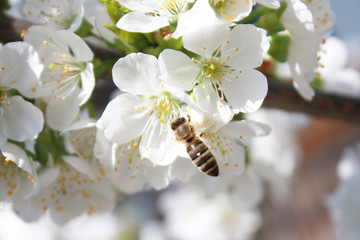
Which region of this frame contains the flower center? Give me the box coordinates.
[209,0,246,21]
[192,56,234,101]
[31,39,87,101]
[156,0,192,21]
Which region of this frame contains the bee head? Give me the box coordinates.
[171,117,186,131]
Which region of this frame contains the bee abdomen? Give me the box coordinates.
[187,138,219,177]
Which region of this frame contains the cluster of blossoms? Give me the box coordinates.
[1,0,335,227]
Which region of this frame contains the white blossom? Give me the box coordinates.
[116,0,195,33]
[23,26,95,131]
[22,0,85,31]
[281,0,335,100]
[160,22,269,120]
[318,37,360,98]
[0,142,38,202]
[159,172,263,240]
[97,52,188,166]
[0,42,44,144]
[94,129,171,194]
[173,0,253,39]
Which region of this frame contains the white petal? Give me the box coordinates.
[256,0,280,9]
[220,120,271,138]
[37,166,60,189]
[62,118,96,133]
[112,52,162,96]
[201,131,245,177]
[182,20,231,57]
[117,0,157,12]
[217,0,253,22]
[97,94,149,144]
[0,96,44,142]
[0,42,43,92]
[63,156,97,180]
[93,129,112,167]
[159,49,200,91]
[169,156,197,182]
[111,144,147,193]
[147,163,170,190]
[46,91,80,131]
[232,168,264,208]
[288,37,320,100]
[57,29,93,61]
[221,24,269,69]
[116,11,169,33]
[139,121,178,166]
[221,69,268,113]
[172,0,216,39]
[0,142,36,176]
[193,85,234,122]
[281,0,314,35]
[78,62,95,105]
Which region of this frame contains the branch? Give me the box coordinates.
[264,79,360,125]
[1,14,360,125]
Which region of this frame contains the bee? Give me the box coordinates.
[170,116,219,177]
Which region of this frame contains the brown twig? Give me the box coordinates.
[264,79,360,125]
[1,14,360,126]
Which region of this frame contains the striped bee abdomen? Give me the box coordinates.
[186,138,219,177]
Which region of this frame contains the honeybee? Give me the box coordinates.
[170,117,219,177]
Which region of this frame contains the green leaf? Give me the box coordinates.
[34,125,69,166]
[100,0,127,24]
[255,2,287,35]
[93,58,117,78]
[268,34,290,62]
[74,18,94,38]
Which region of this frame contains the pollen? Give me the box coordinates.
[1,67,4,70]
[43,40,49,46]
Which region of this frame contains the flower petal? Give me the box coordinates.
[193,85,234,122]
[78,62,95,105]
[169,156,197,182]
[220,120,271,138]
[182,20,231,57]
[256,0,280,9]
[159,49,200,91]
[57,29,93,61]
[139,120,178,166]
[63,156,97,180]
[221,24,269,69]
[221,69,268,113]
[46,90,80,131]
[0,142,36,176]
[116,11,169,33]
[97,93,149,144]
[112,52,162,96]
[172,0,216,39]
[0,42,43,92]
[0,96,44,142]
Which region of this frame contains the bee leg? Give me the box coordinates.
[187,114,191,122]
